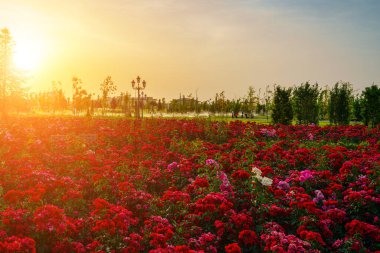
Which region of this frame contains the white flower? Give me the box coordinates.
[261,177,273,186]
[252,167,262,177]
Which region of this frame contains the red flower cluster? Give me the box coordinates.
[0,117,378,252]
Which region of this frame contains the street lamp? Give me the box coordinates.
[131,76,146,119]
[141,92,147,118]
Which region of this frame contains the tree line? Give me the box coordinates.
[1,28,379,126]
[4,76,380,127]
[272,81,380,127]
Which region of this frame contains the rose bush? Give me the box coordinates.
[0,117,379,252]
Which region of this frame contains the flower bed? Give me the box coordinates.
[0,117,379,252]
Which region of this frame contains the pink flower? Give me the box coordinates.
[206,159,219,168]
[313,190,325,203]
[277,180,290,191]
[299,170,313,182]
[332,239,343,248]
[218,171,234,196]
[167,162,178,172]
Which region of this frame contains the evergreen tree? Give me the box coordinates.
[361,84,380,127]
[353,96,362,122]
[318,85,329,120]
[329,82,353,125]
[293,82,320,125]
[272,86,293,125]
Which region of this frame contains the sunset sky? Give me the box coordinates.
[2,0,380,99]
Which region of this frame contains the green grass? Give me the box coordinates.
[11,111,363,126]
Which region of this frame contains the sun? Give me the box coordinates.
[13,38,45,72]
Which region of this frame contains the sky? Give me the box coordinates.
[1,0,380,100]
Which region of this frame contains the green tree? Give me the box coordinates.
[247,86,257,116]
[263,85,274,121]
[353,95,363,122]
[318,85,329,120]
[361,84,380,127]
[229,99,241,118]
[329,82,353,125]
[216,91,227,116]
[100,76,117,114]
[272,86,293,125]
[293,82,320,125]
[241,99,249,118]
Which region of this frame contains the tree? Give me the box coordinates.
[0,28,29,117]
[162,98,166,112]
[72,76,91,115]
[361,84,380,127]
[110,97,117,111]
[318,85,329,120]
[293,82,320,125]
[51,81,68,113]
[231,99,241,118]
[0,28,25,116]
[121,92,131,116]
[246,86,258,117]
[216,91,226,116]
[9,88,29,113]
[0,28,11,115]
[240,99,249,118]
[353,95,363,122]
[263,85,274,121]
[100,76,117,114]
[328,82,353,125]
[272,86,293,125]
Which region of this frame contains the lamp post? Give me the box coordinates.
[141,92,147,118]
[131,76,146,119]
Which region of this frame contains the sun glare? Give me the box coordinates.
[13,38,45,72]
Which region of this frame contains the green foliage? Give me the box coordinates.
[353,96,363,122]
[246,86,258,114]
[361,84,380,127]
[168,94,198,113]
[231,99,241,115]
[318,86,329,120]
[293,82,320,125]
[329,81,353,125]
[272,86,293,125]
